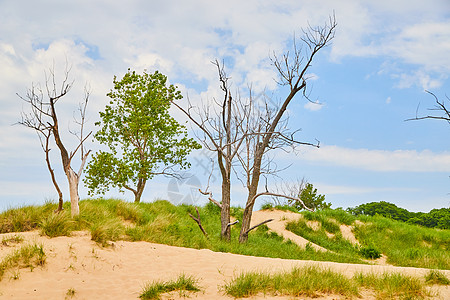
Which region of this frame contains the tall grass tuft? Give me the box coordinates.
[90,219,124,246]
[353,272,430,299]
[0,243,46,280]
[222,265,359,298]
[40,211,73,237]
[139,274,200,300]
[424,270,450,285]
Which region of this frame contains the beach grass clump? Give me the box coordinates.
[40,211,74,237]
[424,270,450,285]
[222,265,359,298]
[353,272,430,299]
[89,219,124,246]
[0,243,46,280]
[139,274,200,300]
[1,234,24,246]
[224,267,433,299]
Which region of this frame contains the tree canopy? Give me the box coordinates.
[84,69,200,202]
[348,201,450,229]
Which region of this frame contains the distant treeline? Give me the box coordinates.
[347,201,450,230]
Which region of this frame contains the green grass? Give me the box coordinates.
[424,270,450,285]
[1,234,24,246]
[139,274,200,300]
[354,272,431,299]
[222,265,359,298]
[285,209,450,269]
[0,199,448,268]
[354,214,450,269]
[223,266,434,299]
[0,243,46,280]
[40,211,74,237]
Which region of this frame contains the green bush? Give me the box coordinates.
[359,245,382,259]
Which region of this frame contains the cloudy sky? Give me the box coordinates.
[1,0,450,212]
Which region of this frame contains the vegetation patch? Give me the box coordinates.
[0,243,46,280]
[40,211,74,237]
[1,234,24,246]
[348,201,450,229]
[424,270,450,285]
[354,272,430,299]
[224,267,434,299]
[139,274,200,300]
[222,265,358,298]
[1,199,448,268]
[359,245,382,259]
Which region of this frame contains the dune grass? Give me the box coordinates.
[0,199,448,269]
[354,272,431,299]
[222,265,359,298]
[0,243,46,280]
[285,209,450,269]
[424,270,450,285]
[139,274,200,300]
[0,199,364,263]
[223,266,436,299]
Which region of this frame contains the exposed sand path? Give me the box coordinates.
[250,209,328,252]
[0,230,448,299]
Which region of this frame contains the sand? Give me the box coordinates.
[0,210,448,299]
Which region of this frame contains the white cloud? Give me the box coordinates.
[304,101,323,111]
[300,145,450,172]
[315,183,418,195]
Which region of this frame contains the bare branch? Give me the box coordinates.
[189,207,208,237]
[199,189,222,209]
[244,219,273,235]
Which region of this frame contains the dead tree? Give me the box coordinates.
[238,15,336,242]
[18,65,91,217]
[172,61,249,240]
[407,91,450,124]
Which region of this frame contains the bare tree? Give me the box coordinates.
[172,60,247,240]
[407,91,450,124]
[18,65,91,216]
[238,15,336,242]
[175,16,336,242]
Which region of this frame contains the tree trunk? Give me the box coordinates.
[239,148,263,243]
[134,178,146,203]
[66,168,80,217]
[239,182,259,243]
[220,177,231,240]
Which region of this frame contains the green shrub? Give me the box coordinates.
[360,245,382,259]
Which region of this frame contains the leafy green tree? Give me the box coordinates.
[290,183,330,211]
[84,69,201,202]
[348,201,450,229]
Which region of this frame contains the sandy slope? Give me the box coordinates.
[0,213,448,299]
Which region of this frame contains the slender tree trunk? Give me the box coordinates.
[134,178,146,203]
[239,152,263,243]
[43,132,64,212]
[66,168,80,216]
[220,177,231,240]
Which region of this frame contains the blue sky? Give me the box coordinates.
[1,0,450,212]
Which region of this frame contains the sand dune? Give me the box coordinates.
[0,212,449,299]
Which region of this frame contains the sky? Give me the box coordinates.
[1,0,450,213]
